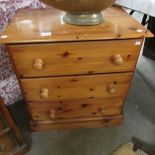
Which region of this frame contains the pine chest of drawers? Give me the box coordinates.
[0,6,152,131]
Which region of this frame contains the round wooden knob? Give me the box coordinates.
[40,88,49,99]
[112,54,123,66]
[107,84,116,94]
[49,109,55,119]
[100,108,106,114]
[33,58,44,70]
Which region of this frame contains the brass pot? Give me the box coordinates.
[41,0,116,25]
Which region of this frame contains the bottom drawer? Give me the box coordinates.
[29,97,123,121]
[0,132,18,155]
[30,115,123,131]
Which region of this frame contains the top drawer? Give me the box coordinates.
[9,39,142,78]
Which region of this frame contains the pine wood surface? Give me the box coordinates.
[9,39,142,78]
[21,73,132,102]
[29,97,123,121]
[1,6,152,130]
[30,115,123,131]
[20,73,131,122]
[0,6,153,44]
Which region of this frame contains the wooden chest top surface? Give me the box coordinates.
[0,6,153,44]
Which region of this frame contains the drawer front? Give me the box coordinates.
[0,133,18,154]
[21,73,132,102]
[29,98,123,121]
[9,40,142,78]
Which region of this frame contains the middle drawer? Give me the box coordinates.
[21,73,132,102]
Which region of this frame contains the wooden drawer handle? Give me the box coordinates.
[112,54,124,66]
[33,58,44,70]
[107,84,116,94]
[49,109,56,119]
[100,108,106,114]
[40,88,49,99]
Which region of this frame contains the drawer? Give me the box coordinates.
[0,132,18,155]
[21,73,132,102]
[29,97,123,121]
[9,39,142,78]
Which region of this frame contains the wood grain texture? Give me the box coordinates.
[30,115,123,131]
[1,6,149,131]
[0,6,153,44]
[29,97,123,121]
[21,73,131,124]
[9,39,142,78]
[21,73,132,102]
